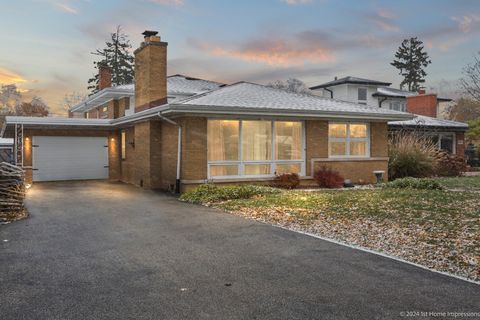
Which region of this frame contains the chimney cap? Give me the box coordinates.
[142,30,158,37]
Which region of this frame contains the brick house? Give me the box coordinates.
[2,31,413,192]
[310,77,468,157]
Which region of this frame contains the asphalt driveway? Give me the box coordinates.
[1,181,479,320]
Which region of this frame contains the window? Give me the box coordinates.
[328,123,369,157]
[389,101,406,112]
[428,133,455,154]
[207,120,304,178]
[121,131,126,160]
[358,88,367,104]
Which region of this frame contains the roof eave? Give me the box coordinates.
[163,104,414,121]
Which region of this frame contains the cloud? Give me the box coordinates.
[189,32,335,66]
[281,0,312,5]
[367,9,400,32]
[143,0,184,6]
[56,3,78,14]
[451,14,480,33]
[0,67,27,85]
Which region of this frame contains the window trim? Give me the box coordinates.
[357,87,368,103]
[328,122,370,158]
[207,120,306,179]
[426,132,456,154]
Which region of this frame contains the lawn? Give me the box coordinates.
[436,175,480,190]
[182,177,480,282]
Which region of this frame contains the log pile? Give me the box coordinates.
[0,162,27,223]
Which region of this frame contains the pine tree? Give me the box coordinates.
[87,25,134,94]
[391,37,431,91]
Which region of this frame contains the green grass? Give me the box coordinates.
[435,176,480,190]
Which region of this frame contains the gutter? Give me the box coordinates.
[157,112,182,194]
[324,87,333,99]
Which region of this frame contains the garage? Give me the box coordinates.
[32,136,109,182]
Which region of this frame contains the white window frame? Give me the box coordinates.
[357,87,368,104]
[427,132,456,154]
[328,122,370,158]
[207,120,306,179]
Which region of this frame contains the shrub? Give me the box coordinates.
[272,173,300,189]
[179,184,281,204]
[435,151,466,177]
[388,132,438,179]
[313,166,344,188]
[383,177,443,190]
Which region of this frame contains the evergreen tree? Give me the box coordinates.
[87,25,134,94]
[391,37,431,91]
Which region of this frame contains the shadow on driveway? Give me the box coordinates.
[1,181,479,319]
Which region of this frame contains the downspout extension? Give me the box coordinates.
[157,112,182,194]
[324,87,333,99]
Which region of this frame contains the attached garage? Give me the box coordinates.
[32,136,109,182]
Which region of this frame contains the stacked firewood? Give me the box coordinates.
[0,162,26,223]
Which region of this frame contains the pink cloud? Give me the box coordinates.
[56,3,78,14]
[451,14,480,33]
[145,0,184,6]
[281,0,312,5]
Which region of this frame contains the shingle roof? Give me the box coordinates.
[70,75,224,112]
[310,76,391,89]
[169,82,412,120]
[373,87,417,98]
[389,115,468,130]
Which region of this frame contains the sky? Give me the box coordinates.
[0,0,479,116]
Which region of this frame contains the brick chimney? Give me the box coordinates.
[406,93,438,118]
[98,64,112,90]
[134,30,168,112]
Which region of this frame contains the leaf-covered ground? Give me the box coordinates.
[204,187,480,282]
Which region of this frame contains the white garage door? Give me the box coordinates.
[32,136,109,182]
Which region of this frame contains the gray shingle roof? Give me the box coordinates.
[373,87,416,98]
[389,115,468,130]
[171,82,412,120]
[310,76,391,89]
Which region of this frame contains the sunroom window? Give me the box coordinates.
[207,120,304,178]
[328,123,369,157]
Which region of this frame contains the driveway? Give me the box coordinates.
[1,181,479,320]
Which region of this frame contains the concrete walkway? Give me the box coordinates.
[1,181,479,319]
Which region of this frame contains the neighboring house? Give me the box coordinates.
[1,31,412,192]
[310,76,468,157]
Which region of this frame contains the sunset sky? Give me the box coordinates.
[1,0,479,115]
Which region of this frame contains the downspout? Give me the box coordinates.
[324,87,333,99]
[157,112,182,194]
[378,97,387,108]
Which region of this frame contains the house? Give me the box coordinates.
[310,76,468,157]
[1,31,413,192]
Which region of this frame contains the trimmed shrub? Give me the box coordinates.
[179,184,281,204]
[383,177,443,190]
[313,166,344,188]
[435,151,466,177]
[388,132,438,179]
[272,173,300,189]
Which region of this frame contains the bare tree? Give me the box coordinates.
[460,52,480,101]
[0,84,22,115]
[62,91,87,114]
[268,78,312,94]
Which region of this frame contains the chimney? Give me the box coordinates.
[98,64,112,90]
[334,76,338,80]
[406,93,438,118]
[134,30,168,112]
[417,88,426,95]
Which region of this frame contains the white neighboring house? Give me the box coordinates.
[310,76,467,157]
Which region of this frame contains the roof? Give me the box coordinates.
[0,138,13,145]
[164,82,413,121]
[372,87,417,98]
[389,115,468,131]
[70,75,224,113]
[5,116,111,127]
[310,76,391,90]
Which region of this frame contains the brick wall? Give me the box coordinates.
[406,94,438,118]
